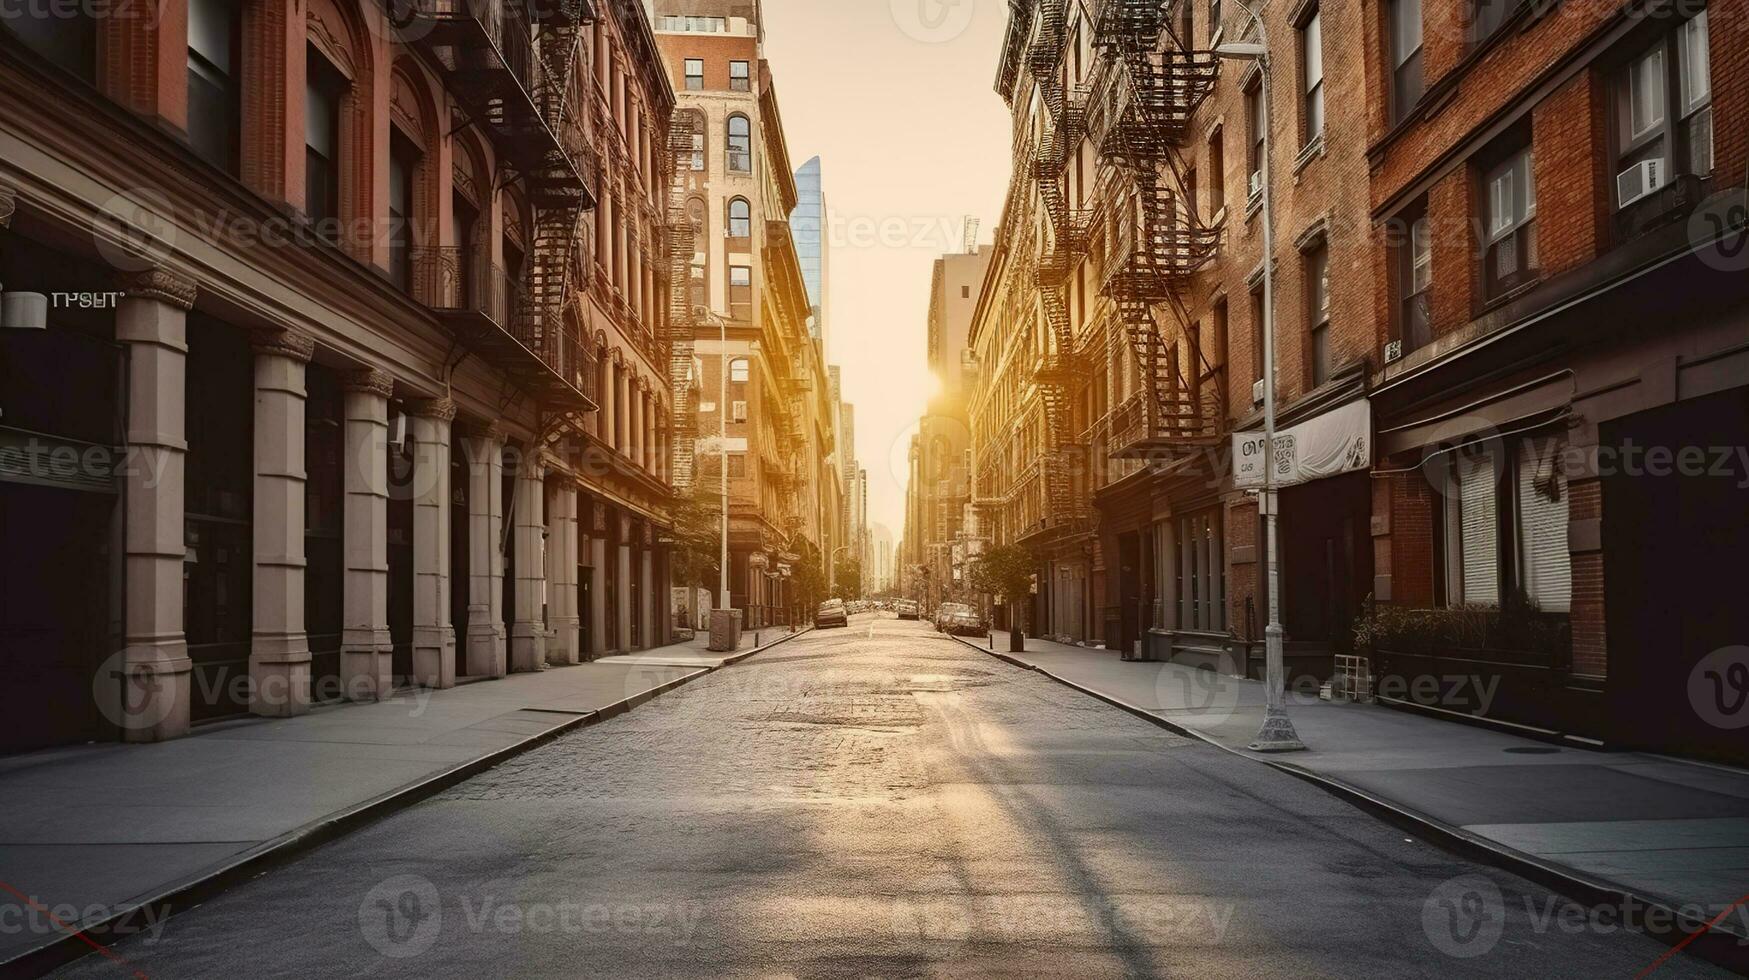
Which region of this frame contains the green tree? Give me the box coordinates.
[968,544,1037,632]
[667,481,722,592]
[834,555,863,598]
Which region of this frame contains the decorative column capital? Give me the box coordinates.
[457,417,504,442]
[409,397,458,422]
[343,367,395,398]
[251,327,316,363]
[116,267,199,310]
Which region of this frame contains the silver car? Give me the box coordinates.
[816,599,848,628]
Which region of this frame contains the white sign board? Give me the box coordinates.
[1233,399,1372,490]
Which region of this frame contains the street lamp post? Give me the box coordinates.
[697,307,739,651]
[1217,6,1306,753]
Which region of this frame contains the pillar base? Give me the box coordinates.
[249,634,312,718]
[466,624,508,679]
[509,624,546,673]
[411,627,456,689]
[340,629,394,701]
[107,644,194,743]
[546,618,581,667]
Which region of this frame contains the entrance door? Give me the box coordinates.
[1604,387,1749,765]
[1282,472,1372,656]
[0,483,113,752]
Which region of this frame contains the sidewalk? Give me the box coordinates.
[0,628,800,973]
[964,630,1749,943]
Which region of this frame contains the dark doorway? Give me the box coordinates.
[450,440,469,678]
[305,367,344,702]
[500,449,517,646]
[1117,532,1142,656]
[184,317,254,723]
[388,426,415,682]
[1604,386,1749,766]
[0,484,114,752]
[1281,471,1373,658]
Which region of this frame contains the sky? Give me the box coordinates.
[759,0,1014,539]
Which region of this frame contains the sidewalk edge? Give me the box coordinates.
[952,635,1749,972]
[721,626,815,665]
[0,666,716,980]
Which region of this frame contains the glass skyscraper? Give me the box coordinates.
[791,156,827,342]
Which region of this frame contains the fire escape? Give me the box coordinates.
[1025,0,1092,531]
[1089,0,1225,458]
[402,1,600,428]
[666,112,698,493]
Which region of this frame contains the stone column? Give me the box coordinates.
[546,480,581,665]
[460,420,507,679]
[509,452,547,672]
[644,394,657,475]
[617,367,631,456]
[409,398,456,689]
[250,328,315,717]
[601,361,617,451]
[341,369,394,700]
[630,384,644,471]
[615,518,633,652]
[588,531,608,659]
[114,269,197,742]
[639,540,655,650]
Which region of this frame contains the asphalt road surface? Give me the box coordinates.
[58,615,1726,978]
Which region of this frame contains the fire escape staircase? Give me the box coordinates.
[667,114,699,493]
[1089,0,1225,459]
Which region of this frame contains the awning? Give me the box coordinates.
[1233,399,1371,490]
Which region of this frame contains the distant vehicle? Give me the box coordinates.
[933,602,987,636]
[895,600,921,621]
[816,599,849,629]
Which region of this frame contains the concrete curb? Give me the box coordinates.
[1,665,718,980]
[720,626,815,666]
[951,635,1749,973]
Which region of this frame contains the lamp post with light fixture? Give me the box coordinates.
[1216,4,1306,753]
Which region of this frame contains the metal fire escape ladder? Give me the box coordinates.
[666,114,699,494]
[1090,0,1224,454]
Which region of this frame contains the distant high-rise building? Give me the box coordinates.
[792,156,828,344]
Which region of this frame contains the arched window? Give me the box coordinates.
[727,198,751,239]
[726,114,751,172]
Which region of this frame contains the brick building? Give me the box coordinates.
[0,0,680,753]
[1363,0,1747,762]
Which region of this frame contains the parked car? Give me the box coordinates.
[895,600,921,620]
[933,602,987,636]
[816,599,849,629]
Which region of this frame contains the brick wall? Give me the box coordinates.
[1530,71,1609,280]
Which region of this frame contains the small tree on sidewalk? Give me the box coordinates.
[968,544,1036,638]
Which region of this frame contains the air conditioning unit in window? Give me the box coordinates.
[1384,339,1404,364]
[1616,158,1666,210]
[1251,378,1265,404]
[1248,171,1264,198]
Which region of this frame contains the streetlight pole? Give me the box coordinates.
[696,307,731,614]
[1218,6,1306,752]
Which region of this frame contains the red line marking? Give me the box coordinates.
[0,878,151,979]
[1635,893,1749,978]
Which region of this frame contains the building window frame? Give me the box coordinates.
[1438,433,1572,613]
[1207,127,1226,214]
[730,60,751,92]
[726,114,752,172]
[187,0,241,174]
[1245,79,1266,203]
[304,45,346,238]
[727,197,752,239]
[1393,199,1432,353]
[1611,8,1713,210]
[1297,4,1324,148]
[1303,238,1332,387]
[1480,138,1537,302]
[683,58,704,90]
[1389,0,1425,124]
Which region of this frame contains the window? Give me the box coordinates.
[1210,297,1229,373]
[305,47,345,236]
[730,401,748,423]
[727,198,751,238]
[730,60,751,92]
[729,265,752,318]
[388,130,419,291]
[1441,435,1571,611]
[1299,8,1324,145]
[690,130,706,171]
[727,115,752,172]
[1387,0,1425,124]
[658,15,727,32]
[683,58,704,90]
[1305,242,1331,386]
[1482,144,1537,299]
[1246,82,1266,200]
[1471,0,1522,45]
[1176,510,1226,631]
[1395,202,1432,352]
[1209,0,1224,41]
[961,285,971,299]
[1185,167,1199,222]
[729,358,750,383]
[1613,10,1713,208]
[188,0,239,173]
[1208,128,1225,213]
[4,3,95,80]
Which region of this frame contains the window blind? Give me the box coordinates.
[1517,439,1572,612]
[1456,448,1499,605]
